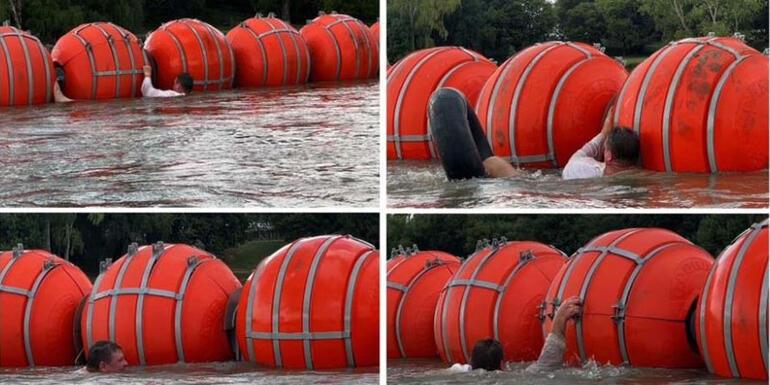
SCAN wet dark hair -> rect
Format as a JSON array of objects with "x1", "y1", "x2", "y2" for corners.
[
  {"x1": 86, "y1": 341, "x2": 122, "y2": 372},
  {"x1": 606, "y1": 126, "x2": 640, "y2": 165},
  {"x1": 176, "y1": 73, "x2": 194, "y2": 94},
  {"x1": 470, "y1": 338, "x2": 503, "y2": 371}
]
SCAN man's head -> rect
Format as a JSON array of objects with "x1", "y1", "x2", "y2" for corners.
[
  {"x1": 173, "y1": 73, "x2": 194, "y2": 94},
  {"x1": 604, "y1": 126, "x2": 640, "y2": 167},
  {"x1": 86, "y1": 341, "x2": 127, "y2": 373},
  {"x1": 470, "y1": 338, "x2": 503, "y2": 371}
]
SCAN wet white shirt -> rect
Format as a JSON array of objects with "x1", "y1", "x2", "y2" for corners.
[
  {"x1": 562, "y1": 133, "x2": 606, "y2": 180},
  {"x1": 141, "y1": 77, "x2": 184, "y2": 98}
]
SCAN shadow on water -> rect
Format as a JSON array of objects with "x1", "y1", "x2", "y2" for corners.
[
  {"x1": 0, "y1": 362, "x2": 379, "y2": 384},
  {"x1": 387, "y1": 161, "x2": 769, "y2": 208},
  {"x1": 388, "y1": 358, "x2": 766, "y2": 385},
  {"x1": 0, "y1": 81, "x2": 378, "y2": 207}
]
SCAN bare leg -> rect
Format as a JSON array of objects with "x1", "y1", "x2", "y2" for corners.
[{"x1": 53, "y1": 82, "x2": 72, "y2": 103}]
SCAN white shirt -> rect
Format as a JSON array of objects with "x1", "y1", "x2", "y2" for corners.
[
  {"x1": 141, "y1": 77, "x2": 184, "y2": 98},
  {"x1": 525, "y1": 332, "x2": 567, "y2": 373},
  {"x1": 448, "y1": 363, "x2": 472, "y2": 372},
  {"x1": 562, "y1": 133, "x2": 606, "y2": 180}
]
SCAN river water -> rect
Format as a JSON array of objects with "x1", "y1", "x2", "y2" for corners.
[
  {"x1": 388, "y1": 358, "x2": 765, "y2": 385},
  {"x1": 0, "y1": 362, "x2": 378, "y2": 384},
  {"x1": 388, "y1": 161, "x2": 768, "y2": 208},
  {"x1": 0, "y1": 81, "x2": 378, "y2": 208}
]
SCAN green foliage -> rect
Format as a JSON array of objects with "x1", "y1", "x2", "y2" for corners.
[
  {"x1": 388, "y1": 0, "x2": 462, "y2": 61},
  {"x1": 0, "y1": 213, "x2": 378, "y2": 276},
  {"x1": 639, "y1": 0, "x2": 767, "y2": 50},
  {"x1": 387, "y1": 214, "x2": 766, "y2": 259}
]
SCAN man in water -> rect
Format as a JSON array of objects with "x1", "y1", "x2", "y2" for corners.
[
  {"x1": 85, "y1": 341, "x2": 128, "y2": 373},
  {"x1": 450, "y1": 296, "x2": 582, "y2": 372},
  {"x1": 53, "y1": 65, "x2": 193, "y2": 101},
  {"x1": 142, "y1": 65, "x2": 193, "y2": 97},
  {"x1": 428, "y1": 88, "x2": 639, "y2": 180}
]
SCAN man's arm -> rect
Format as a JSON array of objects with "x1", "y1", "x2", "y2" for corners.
[
  {"x1": 141, "y1": 66, "x2": 183, "y2": 98},
  {"x1": 526, "y1": 297, "x2": 581, "y2": 373}
]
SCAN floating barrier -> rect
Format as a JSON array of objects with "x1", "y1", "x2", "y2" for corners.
[
  {"x1": 613, "y1": 35, "x2": 769, "y2": 172},
  {"x1": 81, "y1": 242, "x2": 241, "y2": 366},
  {"x1": 369, "y1": 22, "x2": 379, "y2": 47},
  {"x1": 0, "y1": 26, "x2": 53, "y2": 106},
  {"x1": 696, "y1": 219, "x2": 768, "y2": 380},
  {"x1": 434, "y1": 239, "x2": 567, "y2": 364},
  {"x1": 387, "y1": 46, "x2": 497, "y2": 160},
  {"x1": 476, "y1": 41, "x2": 627, "y2": 168},
  {"x1": 542, "y1": 228, "x2": 713, "y2": 368},
  {"x1": 0, "y1": 246, "x2": 91, "y2": 367},
  {"x1": 236, "y1": 235, "x2": 379, "y2": 369},
  {"x1": 51, "y1": 22, "x2": 147, "y2": 100},
  {"x1": 300, "y1": 13, "x2": 378, "y2": 81},
  {"x1": 226, "y1": 15, "x2": 310, "y2": 87},
  {"x1": 387, "y1": 246, "x2": 461, "y2": 358},
  {"x1": 144, "y1": 18, "x2": 235, "y2": 91}
]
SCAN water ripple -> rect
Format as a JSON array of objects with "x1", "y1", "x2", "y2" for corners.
[{"x1": 0, "y1": 81, "x2": 379, "y2": 207}]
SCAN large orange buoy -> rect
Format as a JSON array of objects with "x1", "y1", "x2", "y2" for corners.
[
  {"x1": 369, "y1": 22, "x2": 379, "y2": 47},
  {"x1": 696, "y1": 219, "x2": 768, "y2": 380},
  {"x1": 0, "y1": 245, "x2": 91, "y2": 367},
  {"x1": 434, "y1": 239, "x2": 567, "y2": 364},
  {"x1": 299, "y1": 13, "x2": 378, "y2": 82},
  {"x1": 613, "y1": 35, "x2": 768, "y2": 172},
  {"x1": 476, "y1": 42, "x2": 627, "y2": 168},
  {"x1": 51, "y1": 22, "x2": 147, "y2": 100},
  {"x1": 0, "y1": 27, "x2": 54, "y2": 106},
  {"x1": 236, "y1": 235, "x2": 379, "y2": 369},
  {"x1": 387, "y1": 246, "x2": 461, "y2": 358},
  {"x1": 144, "y1": 19, "x2": 235, "y2": 91},
  {"x1": 81, "y1": 242, "x2": 241, "y2": 366},
  {"x1": 387, "y1": 46, "x2": 497, "y2": 160},
  {"x1": 226, "y1": 15, "x2": 310, "y2": 87},
  {"x1": 542, "y1": 228, "x2": 713, "y2": 368}
]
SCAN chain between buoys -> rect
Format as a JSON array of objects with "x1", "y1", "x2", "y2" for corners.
[
  {"x1": 12, "y1": 243, "x2": 24, "y2": 258},
  {"x1": 474, "y1": 236, "x2": 508, "y2": 252},
  {"x1": 390, "y1": 244, "x2": 419, "y2": 258}
]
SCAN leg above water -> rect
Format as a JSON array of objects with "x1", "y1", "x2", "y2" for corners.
[{"x1": 428, "y1": 88, "x2": 488, "y2": 180}]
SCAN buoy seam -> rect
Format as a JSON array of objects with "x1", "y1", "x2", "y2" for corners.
[
  {"x1": 662, "y1": 44, "x2": 704, "y2": 172},
  {"x1": 22, "y1": 261, "x2": 60, "y2": 367},
  {"x1": 706, "y1": 55, "x2": 746, "y2": 172},
  {"x1": 508, "y1": 42, "x2": 563, "y2": 165},
  {"x1": 723, "y1": 221, "x2": 762, "y2": 377},
  {"x1": 344, "y1": 249, "x2": 374, "y2": 367},
  {"x1": 134, "y1": 243, "x2": 171, "y2": 366},
  {"x1": 546, "y1": 57, "x2": 593, "y2": 166},
  {"x1": 392, "y1": 47, "x2": 446, "y2": 159},
  {"x1": 0, "y1": 33, "x2": 16, "y2": 104},
  {"x1": 483, "y1": 48, "x2": 530, "y2": 146},
  {"x1": 393, "y1": 261, "x2": 449, "y2": 358},
  {"x1": 15, "y1": 28, "x2": 34, "y2": 105},
  {"x1": 440, "y1": 245, "x2": 483, "y2": 363},
  {"x1": 302, "y1": 235, "x2": 341, "y2": 370},
  {"x1": 574, "y1": 228, "x2": 642, "y2": 362},
  {"x1": 71, "y1": 29, "x2": 99, "y2": 98},
  {"x1": 240, "y1": 24, "x2": 269, "y2": 86},
  {"x1": 90, "y1": 22, "x2": 123, "y2": 98}
]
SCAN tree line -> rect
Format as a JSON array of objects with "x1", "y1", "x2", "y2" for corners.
[
  {"x1": 387, "y1": 214, "x2": 766, "y2": 260},
  {"x1": 388, "y1": 0, "x2": 768, "y2": 64},
  {"x1": 0, "y1": 213, "x2": 378, "y2": 275},
  {"x1": 0, "y1": 0, "x2": 378, "y2": 44}
]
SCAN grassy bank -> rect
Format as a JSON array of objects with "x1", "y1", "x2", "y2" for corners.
[{"x1": 222, "y1": 239, "x2": 285, "y2": 280}]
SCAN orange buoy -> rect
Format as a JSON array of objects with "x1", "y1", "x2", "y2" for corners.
[
  {"x1": 387, "y1": 46, "x2": 497, "y2": 160},
  {"x1": 226, "y1": 15, "x2": 310, "y2": 87},
  {"x1": 51, "y1": 22, "x2": 147, "y2": 100},
  {"x1": 542, "y1": 228, "x2": 713, "y2": 368},
  {"x1": 144, "y1": 19, "x2": 235, "y2": 91},
  {"x1": 370, "y1": 22, "x2": 379, "y2": 47},
  {"x1": 387, "y1": 246, "x2": 461, "y2": 358},
  {"x1": 236, "y1": 235, "x2": 379, "y2": 369},
  {"x1": 299, "y1": 13, "x2": 378, "y2": 82},
  {"x1": 613, "y1": 35, "x2": 768, "y2": 172},
  {"x1": 81, "y1": 242, "x2": 241, "y2": 365},
  {"x1": 476, "y1": 42, "x2": 628, "y2": 168},
  {"x1": 0, "y1": 27, "x2": 54, "y2": 106},
  {"x1": 696, "y1": 219, "x2": 768, "y2": 380},
  {"x1": 434, "y1": 239, "x2": 567, "y2": 364},
  {"x1": 0, "y1": 245, "x2": 91, "y2": 367}
]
